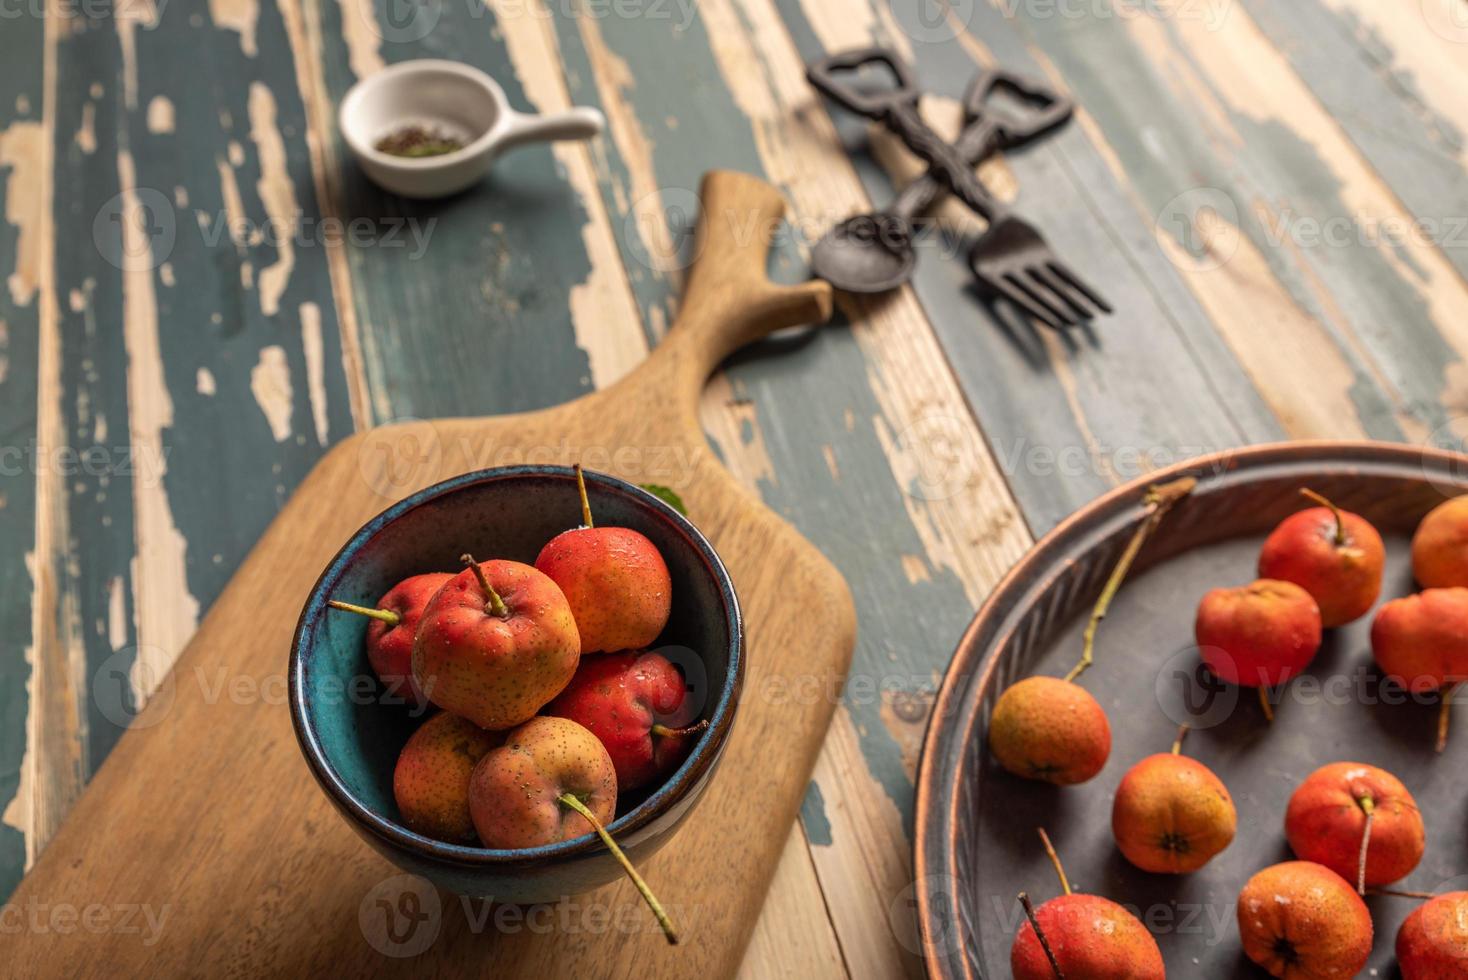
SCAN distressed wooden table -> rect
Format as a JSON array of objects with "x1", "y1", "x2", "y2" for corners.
[{"x1": 2, "y1": 0, "x2": 1466, "y2": 975}]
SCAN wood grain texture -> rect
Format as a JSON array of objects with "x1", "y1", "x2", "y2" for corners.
[
  {"x1": 3, "y1": 0, "x2": 359, "y2": 900},
  {"x1": 7, "y1": 0, "x2": 1468, "y2": 976},
  {"x1": 0, "y1": 0, "x2": 48, "y2": 881},
  {"x1": 4, "y1": 170, "x2": 855, "y2": 978}
]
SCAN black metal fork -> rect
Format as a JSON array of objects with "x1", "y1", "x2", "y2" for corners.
[{"x1": 808, "y1": 49, "x2": 1112, "y2": 328}]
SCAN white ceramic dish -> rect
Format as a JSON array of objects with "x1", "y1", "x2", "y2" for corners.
[{"x1": 339, "y1": 59, "x2": 604, "y2": 199}]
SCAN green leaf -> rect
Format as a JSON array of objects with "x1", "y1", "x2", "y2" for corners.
[{"x1": 640, "y1": 484, "x2": 687, "y2": 516}]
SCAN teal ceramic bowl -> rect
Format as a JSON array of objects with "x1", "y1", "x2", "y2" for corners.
[{"x1": 289, "y1": 465, "x2": 742, "y2": 903}]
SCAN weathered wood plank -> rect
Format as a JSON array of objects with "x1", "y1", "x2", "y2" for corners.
[
  {"x1": 0, "y1": 4, "x2": 49, "y2": 901},
  {"x1": 41, "y1": 10, "x2": 142, "y2": 865},
  {"x1": 737, "y1": 825, "x2": 847, "y2": 978},
  {"x1": 989, "y1": 3, "x2": 1468, "y2": 449},
  {"x1": 1239, "y1": 0, "x2": 1468, "y2": 284},
  {"x1": 4, "y1": 0, "x2": 360, "y2": 902}
]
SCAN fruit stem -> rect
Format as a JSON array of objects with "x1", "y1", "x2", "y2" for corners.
[
  {"x1": 1357, "y1": 795, "x2": 1375, "y2": 896},
  {"x1": 1438, "y1": 683, "x2": 1458, "y2": 753},
  {"x1": 1257, "y1": 685, "x2": 1275, "y2": 723},
  {"x1": 1019, "y1": 892, "x2": 1065, "y2": 979},
  {"x1": 1299, "y1": 487, "x2": 1346, "y2": 546},
  {"x1": 557, "y1": 792, "x2": 677, "y2": 945},
  {"x1": 575, "y1": 463, "x2": 594, "y2": 529},
  {"x1": 460, "y1": 554, "x2": 509, "y2": 618},
  {"x1": 1171, "y1": 723, "x2": 1190, "y2": 755},
  {"x1": 325, "y1": 600, "x2": 401, "y2": 627},
  {"x1": 1036, "y1": 827, "x2": 1072, "y2": 897},
  {"x1": 1064, "y1": 477, "x2": 1195, "y2": 684},
  {"x1": 651, "y1": 719, "x2": 709, "y2": 740}
]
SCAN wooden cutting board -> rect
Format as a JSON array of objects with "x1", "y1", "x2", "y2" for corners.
[{"x1": 8, "y1": 171, "x2": 855, "y2": 978}]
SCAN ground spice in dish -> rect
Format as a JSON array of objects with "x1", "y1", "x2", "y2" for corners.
[{"x1": 375, "y1": 125, "x2": 464, "y2": 158}]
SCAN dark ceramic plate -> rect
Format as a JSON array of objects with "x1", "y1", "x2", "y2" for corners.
[
  {"x1": 290, "y1": 465, "x2": 742, "y2": 904},
  {"x1": 915, "y1": 442, "x2": 1468, "y2": 979}
]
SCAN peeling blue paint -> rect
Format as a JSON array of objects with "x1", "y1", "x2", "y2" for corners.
[
  {"x1": 0, "y1": 7, "x2": 44, "y2": 905},
  {"x1": 801, "y1": 779, "x2": 833, "y2": 847}
]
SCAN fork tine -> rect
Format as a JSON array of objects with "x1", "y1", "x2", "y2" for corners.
[
  {"x1": 1047, "y1": 261, "x2": 1113, "y2": 315},
  {"x1": 1029, "y1": 265, "x2": 1098, "y2": 322},
  {"x1": 1003, "y1": 271, "x2": 1080, "y2": 328},
  {"x1": 980, "y1": 271, "x2": 1067, "y2": 330}
]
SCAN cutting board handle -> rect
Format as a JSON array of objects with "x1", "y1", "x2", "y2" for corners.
[{"x1": 669, "y1": 171, "x2": 833, "y2": 374}]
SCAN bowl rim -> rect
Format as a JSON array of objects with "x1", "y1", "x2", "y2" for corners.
[
  {"x1": 337, "y1": 58, "x2": 508, "y2": 172},
  {"x1": 289, "y1": 463, "x2": 743, "y2": 867},
  {"x1": 912, "y1": 439, "x2": 1468, "y2": 977}
]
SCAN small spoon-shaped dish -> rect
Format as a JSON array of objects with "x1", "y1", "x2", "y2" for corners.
[{"x1": 339, "y1": 59, "x2": 604, "y2": 199}]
